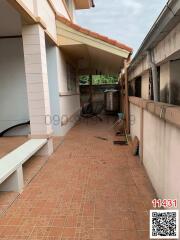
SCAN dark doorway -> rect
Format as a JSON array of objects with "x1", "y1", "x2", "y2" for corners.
[{"x1": 135, "y1": 76, "x2": 142, "y2": 97}]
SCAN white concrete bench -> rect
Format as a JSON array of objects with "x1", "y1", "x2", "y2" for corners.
[{"x1": 0, "y1": 139, "x2": 47, "y2": 193}]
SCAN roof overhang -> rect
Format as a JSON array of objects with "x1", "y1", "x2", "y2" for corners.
[
  {"x1": 56, "y1": 16, "x2": 132, "y2": 75},
  {"x1": 129, "y1": 0, "x2": 180, "y2": 71},
  {"x1": 74, "y1": 0, "x2": 93, "y2": 9}
]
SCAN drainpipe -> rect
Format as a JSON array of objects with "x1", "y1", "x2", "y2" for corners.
[{"x1": 147, "y1": 51, "x2": 159, "y2": 101}]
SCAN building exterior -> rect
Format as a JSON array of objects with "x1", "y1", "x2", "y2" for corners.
[
  {"x1": 0, "y1": 0, "x2": 180, "y2": 235},
  {"x1": 128, "y1": 0, "x2": 180, "y2": 105},
  {"x1": 0, "y1": 0, "x2": 132, "y2": 155},
  {"x1": 127, "y1": 0, "x2": 180, "y2": 214}
]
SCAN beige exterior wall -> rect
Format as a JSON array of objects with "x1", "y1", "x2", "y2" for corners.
[
  {"x1": 35, "y1": 0, "x2": 57, "y2": 39},
  {"x1": 60, "y1": 95, "x2": 80, "y2": 136},
  {"x1": 57, "y1": 50, "x2": 68, "y2": 92},
  {"x1": 22, "y1": 24, "x2": 52, "y2": 136},
  {"x1": 21, "y1": 0, "x2": 71, "y2": 20},
  {"x1": 57, "y1": 50, "x2": 80, "y2": 136},
  {"x1": 130, "y1": 102, "x2": 180, "y2": 215},
  {"x1": 130, "y1": 103, "x2": 141, "y2": 140},
  {"x1": 128, "y1": 56, "x2": 149, "y2": 81},
  {"x1": 53, "y1": 0, "x2": 71, "y2": 20},
  {"x1": 7, "y1": 0, "x2": 82, "y2": 139},
  {"x1": 129, "y1": 22, "x2": 180, "y2": 107},
  {"x1": 153, "y1": 22, "x2": 180, "y2": 64},
  {"x1": 22, "y1": 23, "x2": 54, "y2": 155},
  {"x1": 17, "y1": 0, "x2": 72, "y2": 41},
  {"x1": 143, "y1": 110, "x2": 180, "y2": 203},
  {"x1": 0, "y1": 0, "x2": 92, "y2": 155},
  {"x1": 141, "y1": 71, "x2": 149, "y2": 100},
  {"x1": 21, "y1": 0, "x2": 34, "y2": 13}
]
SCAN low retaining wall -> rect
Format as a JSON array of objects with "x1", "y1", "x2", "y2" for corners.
[{"x1": 129, "y1": 97, "x2": 180, "y2": 208}]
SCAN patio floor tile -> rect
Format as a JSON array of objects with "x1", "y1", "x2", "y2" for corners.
[{"x1": 0, "y1": 119, "x2": 156, "y2": 239}]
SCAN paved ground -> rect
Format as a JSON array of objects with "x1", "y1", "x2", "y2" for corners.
[
  {"x1": 0, "y1": 119, "x2": 156, "y2": 239},
  {"x1": 0, "y1": 137, "x2": 63, "y2": 216},
  {"x1": 0, "y1": 137, "x2": 27, "y2": 158}
]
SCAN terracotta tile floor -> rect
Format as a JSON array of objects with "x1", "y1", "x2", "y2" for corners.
[
  {"x1": 0, "y1": 137, "x2": 28, "y2": 215},
  {"x1": 0, "y1": 119, "x2": 157, "y2": 239},
  {"x1": 0, "y1": 137, "x2": 63, "y2": 216},
  {"x1": 0, "y1": 137, "x2": 28, "y2": 158}
]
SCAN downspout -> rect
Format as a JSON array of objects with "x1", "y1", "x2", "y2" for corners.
[{"x1": 147, "y1": 51, "x2": 159, "y2": 101}]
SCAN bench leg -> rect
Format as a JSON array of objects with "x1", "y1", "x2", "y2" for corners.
[
  {"x1": 0, "y1": 166, "x2": 24, "y2": 193},
  {"x1": 36, "y1": 139, "x2": 53, "y2": 156}
]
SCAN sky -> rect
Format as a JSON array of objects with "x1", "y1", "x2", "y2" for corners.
[{"x1": 75, "y1": 0, "x2": 167, "y2": 54}]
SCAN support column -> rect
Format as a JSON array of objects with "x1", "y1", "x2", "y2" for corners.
[
  {"x1": 147, "y1": 51, "x2": 159, "y2": 101},
  {"x1": 89, "y1": 75, "x2": 93, "y2": 105},
  {"x1": 22, "y1": 24, "x2": 53, "y2": 155}
]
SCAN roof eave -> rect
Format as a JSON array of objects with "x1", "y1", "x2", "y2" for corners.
[
  {"x1": 129, "y1": 0, "x2": 180, "y2": 70},
  {"x1": 56, "y1": 15, "x2": 133, "y2": 55}
]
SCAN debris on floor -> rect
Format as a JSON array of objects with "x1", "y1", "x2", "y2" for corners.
[
  {"x1": 113, "y1": 140, "x2": 128, "y2": 145},
  {"x1": 113, "y1": 129, "x2": 129, "y2": 145},
  {"x1": 94, "y1": 136, "x2": 108, "y2": 141},
  {"x1": 132, "y1": 136, "x2": 139, "y2": 156}
]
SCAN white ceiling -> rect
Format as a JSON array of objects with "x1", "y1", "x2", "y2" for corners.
[{"x1": 0, "y1": 0, "x2": 22, "y2": 37}]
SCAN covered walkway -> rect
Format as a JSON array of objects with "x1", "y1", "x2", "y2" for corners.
[{"x1": 0, "y1": 119, "x2": 155, "y2": 239}]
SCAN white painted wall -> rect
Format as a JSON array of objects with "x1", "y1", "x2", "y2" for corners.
[
  {"x1": 143, "y1": 110, "x2": 180, "y2": 204},
  {"x1": 57, "y1": 49, "x2": 80, "y2": 136},
  {"x1": 130, "y1": 103, "x2": 141, "y2": 140},
  {"x1": 57, "y1": 50, "x2": 68, "y2": 92},
  {"x1": 21, "y1": 0, "x2": 34, "y2": 13},
  {"x1": 143, "y1": 110, "x2": 167, "y2": 198},
  {"x1": 130, "y1": 104, "x2": 180, "y2": 227},
  {"x1": 60, "y1": 95, "x2": 80, "y2": 136},
  {"x1": 36, "y1": 0, "x2": 57, "y2": 39},
  {"x1": 46, "y1": 45, "x2": 61, "y2": 135},
  {"x1": 19, "y1": 0, "x2": 71, "y2": 24},
  {"x1": 53, "y1": 0, "x2": 71, "y2": 20},
  {"x1": 128, "y1": 56, "x2": 149, "y2": 81},
  {"x1": 154, "y1": 22, "x2": 180, "y2": 64},
  {"x1": 0, "y1": 38, "x2": 29, "y2": 134}
]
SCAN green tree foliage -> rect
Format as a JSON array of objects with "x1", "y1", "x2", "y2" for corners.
[
  {"x1": 80, "y1": 75, "x2": 118, "y2": 85},
  {"x1": 79, "y1": 75, "x2": 90, "y2": 85}
]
